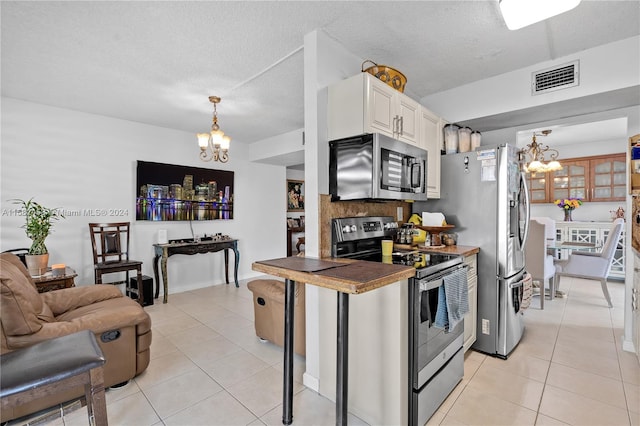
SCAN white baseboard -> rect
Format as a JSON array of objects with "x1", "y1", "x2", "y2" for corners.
[
  {"x1": 622, "y1": 338, "x2": 636, "y2": 354},
  {"x1": 303, "y1": 372, "x2": 319, "y2": 392}
]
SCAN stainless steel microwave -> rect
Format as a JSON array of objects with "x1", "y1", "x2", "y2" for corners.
[{"x1": 329, "y1": 133, "x2": 428, "y2": 201}]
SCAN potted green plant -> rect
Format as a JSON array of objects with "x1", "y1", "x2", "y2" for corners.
[{"x1": 13, "y1": 198, "x2": 64, "y2": 275}]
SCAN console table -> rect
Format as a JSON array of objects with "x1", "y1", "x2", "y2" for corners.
[
  {"x1": 32, "y1": 267, "x2": 77, "y2": 293},
  {"x1": 153, "y1": 239, "x2": 239, "y2": 303}
]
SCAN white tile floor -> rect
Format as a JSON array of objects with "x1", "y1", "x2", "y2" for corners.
[{"x1": 21, "y1": 276, "x2": 640, "y2": 425}]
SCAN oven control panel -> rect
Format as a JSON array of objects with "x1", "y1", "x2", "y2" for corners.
[
  {"x1": 332, "y1": 216, "x2": 397, "y2": 243},
  {"x1": 362, "y1": 221, "x2": 382, "y2": 232}
]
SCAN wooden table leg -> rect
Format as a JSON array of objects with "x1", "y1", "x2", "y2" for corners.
[
  {"x1": 224, "y1": 249, "x2": 230, "y2": 284},
  {"x1": 153, "y1": 254, "x2": 161, "y2": 299},
  {"x1": 282, "y1": 279, "x2": 295, "y2": 425},
  {"x1": 161, "y1": 255, "x2": 169, "y2": 304},
  {"x1": 233, "y1": 247, "x2": 240, "y2": 288},
  {"x1": 336, "y1": 292, "x2": 349, "y2": 426},
  {"x1": 85, "y1": 367, "x2": 108, "y2": 426}
]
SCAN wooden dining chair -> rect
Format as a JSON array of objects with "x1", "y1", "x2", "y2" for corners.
[{"x1": 88, "y1": 222, "x2": 144, "y2": 304}]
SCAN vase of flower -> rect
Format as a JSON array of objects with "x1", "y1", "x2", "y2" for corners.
[
  {"x1": 555, "y1": 198, "x2": 583, "y2": 222},
  {"x1": 564, "y1": 209, "x2": 573, "y2": 222}
]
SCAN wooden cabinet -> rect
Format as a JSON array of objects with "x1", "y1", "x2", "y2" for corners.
[
  {"x1": 590, "y1": 156, "x2": 626, "y2": 201},
  {"x1": 526, "y1": 171, "x2": 550, "y2": 203},
  {"x1": 421, "y1": 107, "x2": 442, "y2": 199},
  {"x1": 551, "y1": 159, "x2": 590, "y2": 201},
  {"x1": 463, "y1": 253, "x2": 478, "y2": 352},
  {"x1": 328, "y1": 72, "x2": 420, "y2": 145},
  {"x1": 555, "y1": 221, "x2": 626, "y2": 279},
  {"x1": 526, "y1": 153, "x2": 626, "y2": 203}
]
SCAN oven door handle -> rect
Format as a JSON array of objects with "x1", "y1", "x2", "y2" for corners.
[{"x1": 419, "y1": 264, "x2": 468, "y2": 291}]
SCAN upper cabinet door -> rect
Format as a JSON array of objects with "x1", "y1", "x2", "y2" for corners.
[
  {"x1": 368, "y1": 82, "x2": 395, "y2": 136},
  {"x1": 421, "y1": 108, "x2": 441, "y2": 198},
  {"x1": 551, "y1": 160, "x2": 590, "y2": 201},
  {"x1": 590, "y1": 154, "x2": 626, "y2": 201},
  {"x1": 526, "y1": 171, "x2": 550, "y2": 203},
  {"x1": 396, "y1": 96, "x2": 420, "y2": 145}
]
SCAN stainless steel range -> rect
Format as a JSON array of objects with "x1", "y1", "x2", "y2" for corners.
[{"x1": 331, "y1": 216, "x2": 468, "y2": 425}]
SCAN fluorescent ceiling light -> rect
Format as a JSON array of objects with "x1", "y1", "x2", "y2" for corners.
[{"x1": 499, "y1": 0, "x2": 582, "y2": 30}]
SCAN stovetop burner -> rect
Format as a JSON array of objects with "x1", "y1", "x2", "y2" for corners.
[{"x1": 390, "y1": 250, "x2": 463, "y2": 279}]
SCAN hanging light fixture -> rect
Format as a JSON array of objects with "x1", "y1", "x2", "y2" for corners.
[
  {"x1": 197, "y1": 96, "x2": 231, "y2": 163},
  {"x1": 521, "y1": 130, "x2": 563, "y2": 173}
]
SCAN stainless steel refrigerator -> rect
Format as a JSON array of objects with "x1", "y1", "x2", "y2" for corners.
[{"x1": 414, "y1": 143, "x2": 529, "y2": 358}]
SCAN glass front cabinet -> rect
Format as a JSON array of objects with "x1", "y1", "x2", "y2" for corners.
[{"x1": 527, "y1": 153, "x2": 625, "y2": 204}]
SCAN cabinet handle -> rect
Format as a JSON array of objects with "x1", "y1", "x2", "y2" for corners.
[
  {"x1": 400, "y1": 116, "x2": 404, "y2": 135},
  {"x1": 392, "y1": 116, "x2": 398, "y2": 136}
]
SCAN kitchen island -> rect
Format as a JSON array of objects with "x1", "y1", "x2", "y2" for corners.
[{"x1": 252, "y1": 257, "x2": 414, "y2": 426}]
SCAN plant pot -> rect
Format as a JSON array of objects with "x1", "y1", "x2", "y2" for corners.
[{"x1": 25, "y1": 253, "x2": 49, "y2": 276}]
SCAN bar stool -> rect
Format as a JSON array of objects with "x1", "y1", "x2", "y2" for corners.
[{"x1": 0, "y1": 330, "x2": 108, "y2": 425}]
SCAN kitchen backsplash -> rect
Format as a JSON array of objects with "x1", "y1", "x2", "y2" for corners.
[{"x1": 319, "y1": 194, "x2": 411, "y2": 258}]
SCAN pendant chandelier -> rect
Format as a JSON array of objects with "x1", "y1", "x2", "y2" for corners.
[
  {"x1": 521, "y1": 130, "x2": 563, "y2": 173},
  {"x1": 197, "y1": 96, "x2": 231, "y2": 163}
]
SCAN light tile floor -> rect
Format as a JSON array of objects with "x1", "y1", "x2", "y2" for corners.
[{"x1": 20, "y1": 276, "x2": 640, "y2": 425}]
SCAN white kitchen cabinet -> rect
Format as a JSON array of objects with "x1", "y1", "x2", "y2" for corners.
[
  {"x1": 328, "y1": 72, "x2": 420, "y2": 146},
  {"x1": 421, "y1": 107, "x2": 442, "y2": 199},
  {"x1": 463, "y1": 253, "x2": 478, "y2": 352},
  {"x1": 555, "y1": 221, "x2": 626, "y2": 279}
]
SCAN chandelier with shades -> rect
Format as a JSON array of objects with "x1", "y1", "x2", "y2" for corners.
[
  {"x1": 521, "y1": 130, "x2": 563, "y2": 173},
  {"x1": 197, "y1": 96, "x2": 231, "y2": 163}
]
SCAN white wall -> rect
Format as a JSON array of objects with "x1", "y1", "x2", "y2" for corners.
[
  {"x1": 422, "y1": 36, "x2": 640, "y2": 122},
  {"x1": 1, "y1": 97, "x2": 286, "y2": 294},
  {"x1": 302, "y1": 29, "x2": 364, "y2": 392}
]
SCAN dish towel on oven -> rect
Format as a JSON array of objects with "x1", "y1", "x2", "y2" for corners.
[{"x1": 434, "y1": 268, "x2": 469, "y2": 332}]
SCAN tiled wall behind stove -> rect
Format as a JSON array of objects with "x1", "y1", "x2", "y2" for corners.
[{"x1": 319, "y1": 194, "x2": 411, "y2": 258}]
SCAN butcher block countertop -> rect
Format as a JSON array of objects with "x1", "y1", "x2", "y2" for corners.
[
  {"x1": 416, "y1": 245, "x2": 480, "y2": 257},
  {"x1": 252, "y1": 257, "x2": 415, "y2": 294}
]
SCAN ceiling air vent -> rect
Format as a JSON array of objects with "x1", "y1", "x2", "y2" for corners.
[{"x1": 531, "y1": 60, "x2": 579, "y2": 95}]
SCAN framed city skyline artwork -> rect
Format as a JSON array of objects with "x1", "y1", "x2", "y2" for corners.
[{"x1": 136, "y1": 160, "x2": 234, "y2": 221}]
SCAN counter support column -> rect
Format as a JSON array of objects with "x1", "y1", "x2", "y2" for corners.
[
  {"x1": 336, "y1": 292, "x2": 349, "y2": 426},
  {"x1": 282, "y1": 279, "x2": 295, "y2": 425}
]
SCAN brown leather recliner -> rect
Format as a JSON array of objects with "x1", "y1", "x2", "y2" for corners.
[{"x1": 0, "y1": 253, "x2": 152, "y2": 422}]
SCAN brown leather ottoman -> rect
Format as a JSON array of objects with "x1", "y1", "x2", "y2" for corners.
[{"x1": 247, "y1": 279, "x2": 305, "y2": 356}]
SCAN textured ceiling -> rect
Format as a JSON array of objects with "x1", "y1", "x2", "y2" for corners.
[{"x1": 2, "y1": 1, "x2": 639, "y2": 146}]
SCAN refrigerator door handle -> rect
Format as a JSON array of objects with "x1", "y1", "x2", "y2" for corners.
[{"x1": 520, "y1": 172, "x2": 531, "y2": 247}]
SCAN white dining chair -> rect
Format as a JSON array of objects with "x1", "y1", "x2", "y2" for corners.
[
  {"x1": 554, "y1": 218, "x2": 624, "y2": 307},
  {"x1": 524, "y1": 219, "x2": 556, "y2": 309}
]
